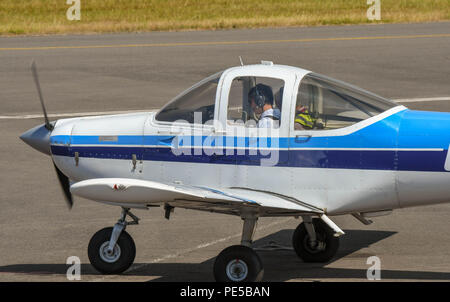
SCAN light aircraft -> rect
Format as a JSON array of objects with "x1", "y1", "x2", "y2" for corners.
[{"x1": 21, "y1": 61, "x2": 450, "y2": 282}]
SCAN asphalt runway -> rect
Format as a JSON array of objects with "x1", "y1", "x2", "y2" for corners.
[{"x1": 0, "y1": 22, "x2": 449, "y2": 282}]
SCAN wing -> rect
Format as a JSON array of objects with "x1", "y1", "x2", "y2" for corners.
[{"x1": 70, "y1": 178, "x2": 324, "y2": 216}]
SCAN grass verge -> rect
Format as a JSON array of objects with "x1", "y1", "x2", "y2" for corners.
[{"x1": 0, "y1": 0, "x2": 449, "y2": 36}]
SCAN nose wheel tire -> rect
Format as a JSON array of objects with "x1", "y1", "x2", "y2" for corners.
[
  {"x1": 88, "y1": 227, "x2": 136, "y2": 274},
  {"x1": 214, "y1": 245, "x2": 264, "y2": 282},
  {"x1": 292, "y1": 219, "x2": 339, "y2": 263}
]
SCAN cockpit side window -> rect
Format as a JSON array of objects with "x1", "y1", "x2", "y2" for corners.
[
  {"x1": 294, "y1": 73, "x2": 396, "y2": 130},
  {"x1": 227, "y1": 76, "x2": 285, "y2": 128},
  {"x1": 155, "y1": 72, "x2": 222, "y2": 124}
]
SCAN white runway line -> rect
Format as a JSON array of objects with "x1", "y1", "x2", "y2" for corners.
[
  {"x1": 1, "y1": 97, "x2": 449, "y2": 120},
  {"x1": 0, "y1": 109, "x2": 153, "y2": 120},
  {"x1": 92, "y1": 217, "x2": 293, "y2": 281},
  {"x1": 394, "y1": 97, "x2": 450, "y2": 103}
]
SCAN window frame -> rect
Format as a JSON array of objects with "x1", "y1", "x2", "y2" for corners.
[
  {"x1": 225, "y1": 76, "x2": 286, "y2": 128},
  {"x1": 218, "y1": 68, "x2": 296, "y2": 138}
]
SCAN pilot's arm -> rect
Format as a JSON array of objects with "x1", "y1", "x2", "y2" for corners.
[{"x1": 294, "y1": 122, "x2": 305, "y2": 130}]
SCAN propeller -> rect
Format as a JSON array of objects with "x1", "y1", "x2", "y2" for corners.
[
  {"x1": 31, "y1": 60, "x2": 53, "y2": 131},
  {"x1": 30, "y1": 60, "x2": 73, "y2": 209},
  {"x1": 53, "y1": 162, "x2": 74, "y2": 209}
]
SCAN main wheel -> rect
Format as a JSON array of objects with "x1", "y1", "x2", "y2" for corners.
[
  {"x1": 88, "y1": 227, "x2": 136, "y2": 274},
  {"x1": 213, "y1": 245, "x2": 264, "y2": 282},
  {"x1": 292, "y1": 219, "x2": 339, "y2": 263}
]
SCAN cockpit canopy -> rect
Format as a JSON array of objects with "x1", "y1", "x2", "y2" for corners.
[
  {"x1": 155, "y1": 65, "x2": 397, "y2": 130},
  {"x1": 155, "y1": 72, "x2": 222, "y2": 124},
  {"x1": 296, "y1": 73, "x2": 396, "y2": 130}
]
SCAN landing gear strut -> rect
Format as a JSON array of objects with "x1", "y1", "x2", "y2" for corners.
[
  {"x1": 88, "y1": 207, "x2": 139, "y2": 274},
  {"x1": 292, "y1": 216, "x2": 340, "y2": 263},
  {"x1": 213, "y1": 215, "x2": 264, "y2": 282}
]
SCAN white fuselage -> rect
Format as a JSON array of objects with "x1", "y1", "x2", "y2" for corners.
[{"x1": 50, "y1": 110, "x2": 450, "y2": 216}]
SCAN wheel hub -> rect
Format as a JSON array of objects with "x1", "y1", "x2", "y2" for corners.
[
  {"x1": 226, "y1": 259, "x2": 248, "y2": 282},
  {"x1": 304, "y1": 235, "x2": 326, "y2": 253},
  {"x1": 99, "y1": 241, "x2": 121, "y2": 263}
]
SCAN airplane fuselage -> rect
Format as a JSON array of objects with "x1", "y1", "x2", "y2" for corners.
[{"x1": 49, "y1": 107, "x2": 450, "y2": 215}]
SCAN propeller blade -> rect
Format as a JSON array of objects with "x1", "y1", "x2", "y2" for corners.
[
  {"x1": 31, "y1": 60, "x2": 53, "y2": 131},
  {"x1": 53, "y1": 161, "x2": 73, "y2": 209}
]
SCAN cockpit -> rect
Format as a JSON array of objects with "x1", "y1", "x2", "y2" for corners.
[
  {"x1": 154, "y1": 65, "x2": 397, "y2": 132},
  {"x1": 226, "y1": 76, "x2": 284, "y2": 128}
]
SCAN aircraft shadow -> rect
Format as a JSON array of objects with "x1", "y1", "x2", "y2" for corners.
[{"x1": 1, "y1": 229, "x2": 449, "y2": 281}]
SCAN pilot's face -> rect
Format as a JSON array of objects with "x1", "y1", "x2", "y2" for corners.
[
  {"x1": 249, "y1": 98, "x2": 263, "y2": 114},
  {"x1": 296, "y1": 104, "x2": 308, "y2": 113}
]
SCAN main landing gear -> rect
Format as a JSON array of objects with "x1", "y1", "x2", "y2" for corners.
[
  {"x1": 88, "y1": 207, "x2": 139, "y2": 274},
  {"x1": 213, "y1": 215, "x2": 264, "y2": 282},
  {"x1": 213, "y1": 215, "x2": 340, "y2": 282},
  {"x1": 292, "y1": 216, "x2": 340, "y2": 263}
]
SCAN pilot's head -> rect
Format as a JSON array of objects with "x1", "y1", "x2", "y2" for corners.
[
  {"x1": 296, "y1": 104, "x2": 308, "y2": 113},
  {"x1": 248, "y1": 84, "x2": 273, "y2": 114}
]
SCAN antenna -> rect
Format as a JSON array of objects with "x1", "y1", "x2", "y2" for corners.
[{"x1": 239, "y1": 56, "x2": 244, "y2": 66}]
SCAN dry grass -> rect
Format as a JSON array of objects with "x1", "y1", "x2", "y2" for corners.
[{"x1": 0, "y1": 0, "x2": 449, "y2": 36}]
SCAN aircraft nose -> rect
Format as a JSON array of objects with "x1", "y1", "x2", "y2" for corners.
[{"x1": 20, "y1": 123, "x2": 52, "y2": 155}]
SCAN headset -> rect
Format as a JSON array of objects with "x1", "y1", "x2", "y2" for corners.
[{"x1": 249, "y1": 83, "x2": 273, "y2": 108}]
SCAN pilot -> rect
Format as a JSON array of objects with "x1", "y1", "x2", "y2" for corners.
[
  {"x1": 294, "y1": 103, "x2": 315, "y2": 130},
  {"x1": 248, "y1": 84, "x2": 280, "y2": 128}
]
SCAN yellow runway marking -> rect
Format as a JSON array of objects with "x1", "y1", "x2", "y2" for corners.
[{"x1": 1, "y1": 33, "x2": 449, "y2": 51}]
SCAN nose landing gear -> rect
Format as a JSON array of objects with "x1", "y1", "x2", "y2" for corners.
[{"x1": 88, "y1": 207, "x2": 139, "y2": 274}]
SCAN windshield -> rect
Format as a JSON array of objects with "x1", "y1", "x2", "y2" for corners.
[
  {"x1": 295, "y1": 73, "x2": 397, "y2": 130},
  {"x1": 155, "y1": 71, "x2": 223, "y2": 124}
]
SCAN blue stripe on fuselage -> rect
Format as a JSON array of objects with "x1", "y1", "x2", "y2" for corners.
[
  {"x1": 49, "y1": 109, "x2": 450, "y2": 172},
  {"x1": 49, "y1": 109, "x2": 450, "y2": 150},
  {"x1": 50, "y1": 145, "x2": 449, "y2": 172}
]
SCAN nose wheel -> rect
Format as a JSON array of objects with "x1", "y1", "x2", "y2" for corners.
[
  {"x1": 88, "y1": 227, "x2": 136, "y2": 274},
  {"x1": 88, "y1": 208, "x2": 139, "y2": 274}
]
